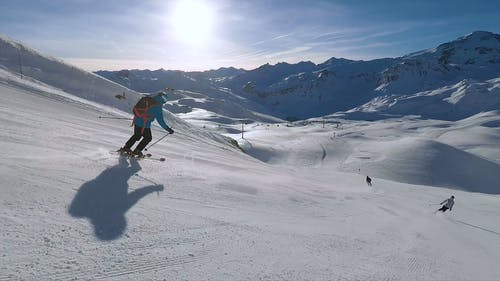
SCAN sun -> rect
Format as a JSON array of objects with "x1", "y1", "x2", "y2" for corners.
[{"x1": 170, "y1": 0, "x2": 215, "y2": 46}]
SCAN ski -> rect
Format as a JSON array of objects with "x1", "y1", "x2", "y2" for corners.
[
  {"x1": 139, "y1": 154, "x2": 166, "y2": 162},
  {"x1": 110, "y1": 150, "x2": 166, "y2": 162}
]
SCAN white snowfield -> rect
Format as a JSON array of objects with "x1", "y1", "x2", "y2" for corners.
[{"x1": 1, "y1": 37, "x2": 500, "y2": 281}]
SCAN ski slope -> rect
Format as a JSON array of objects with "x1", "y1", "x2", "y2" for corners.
[{"x1": 1, "y1": 67, "x2": 500, "y2": 280}]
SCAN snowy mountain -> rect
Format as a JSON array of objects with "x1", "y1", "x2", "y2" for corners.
[
  {"x1": 1, "y1": 32, "x2": 500, "y2": 280},
  {"x1": 96, "y1": 67, "x2": 281, "y2": 128},
  {"x1": 376, "y1": 31, "x2": 500, "y2": 94},
  {"x1": 0, "y1": 34, "x2": 238, "y2": 145},
  {"x1": 97, "y1": 31, "x2": 500, "y2": 121},
  {"x1": 0, "y1": 35, "x2": 138, "y2": 113},
  {"x1": 335, "y1": 78, "x2": 500, "y2": 121}
]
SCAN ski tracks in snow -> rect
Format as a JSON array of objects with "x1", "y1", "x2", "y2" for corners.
[
  {"x1": 27, "y1": 252, "x2": 206, "y2": 281},
  {"x1": 0, "y1": 222, "x2": 223, "y2": 280}
]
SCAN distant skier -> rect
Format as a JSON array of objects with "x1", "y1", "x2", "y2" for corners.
[
  {"x1": 119, "y1": 92, "x2": 174, "y2": 157},
  {"x1": 437, "y1": 195, "x2": 455, "y2": 212},
  {"x1": 366, "y1": 176, "x2": 372, "y2": 186}
]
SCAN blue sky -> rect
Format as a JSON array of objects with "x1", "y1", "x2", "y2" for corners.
[{"x1": 1, "y1": 0, "x2": 499, "y2": 71}]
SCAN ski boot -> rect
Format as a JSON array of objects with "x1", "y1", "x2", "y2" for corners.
[
  {"x1": 118, "y1": 147, "x2": 132, "y2": 156},
  {"x1": 131, "y1": 149, "x2": 145, "y2": 158}
]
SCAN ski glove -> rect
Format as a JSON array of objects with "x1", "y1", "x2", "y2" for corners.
[{"x1": 167, "y1": 127, "x2": 175, "y2": 134}]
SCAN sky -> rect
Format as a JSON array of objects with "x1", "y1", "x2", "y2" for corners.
[{"x1": 1, "y1": 0, "x2": 499, "y2": 72}]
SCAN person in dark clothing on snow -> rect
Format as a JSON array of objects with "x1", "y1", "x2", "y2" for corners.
[
  {"x1": 366, "y1": 176, "x2": 372, "y2": 186},
  {"x1": 438, "y1": 195, "x2": 455, "y2": 212},
  {"x1": 119, "y1": 92, "x2": 174, "y2": 157}
]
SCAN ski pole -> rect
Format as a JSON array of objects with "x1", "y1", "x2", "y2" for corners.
[
  {"x1": 98, "y1": 116, "x2": 133, "y2": 120},
  {"x1": 145, "y1": 133, "x2": 170, "y2": 151}
]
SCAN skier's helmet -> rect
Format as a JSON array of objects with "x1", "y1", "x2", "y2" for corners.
[
  {"x1": 154, "y1": 92, "x2": 168, "y2": 104},
  {"x1": 451, "y1": 195, "x2": 455, "y2": 199}
]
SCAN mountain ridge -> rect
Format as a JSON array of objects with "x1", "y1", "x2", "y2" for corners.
[
  {"x1": 95, "y1": 31, "x2": 500, "y2": 121},
  {"x1": 1, "y1": 31, "x2": 498, "y2": 124}
]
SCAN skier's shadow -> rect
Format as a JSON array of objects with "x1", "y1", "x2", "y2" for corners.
[{"x1": 68, "y1": 156, "x2": 163, "y2": 241}]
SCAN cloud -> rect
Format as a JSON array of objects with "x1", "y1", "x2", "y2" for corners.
[
  {"x1": 264, "y1": 46, "x2": 312, "y2": 60},
  {"x1": 64, "y1": 58, "x2": 167, "y2": 71},
  {"x1": 271, "y1": 33, "x2": 294, "y2": 41}
]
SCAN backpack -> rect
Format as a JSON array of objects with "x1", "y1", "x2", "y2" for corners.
[{"x1": 132, "y1": 96, "x2": 160, "y2": 133}]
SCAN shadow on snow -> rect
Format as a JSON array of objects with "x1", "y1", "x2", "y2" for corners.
[{"x1": 68, "y1": 156, "x2": 163, "y2": 241}]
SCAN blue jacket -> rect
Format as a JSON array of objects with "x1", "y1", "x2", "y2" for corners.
[{"x1": 134, "y1": 94, "x2": 170, "y2": 130}]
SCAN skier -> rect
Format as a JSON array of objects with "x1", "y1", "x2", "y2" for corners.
[
  {"x1": 437, "y1": 195, "x2": 455, "y2": 212},
  {"x1": 119, "y1": 92, "x2": 174, "y2": 157},
  {"x1": 366, "y1": 176, "x2": 372, "y2": 186}
]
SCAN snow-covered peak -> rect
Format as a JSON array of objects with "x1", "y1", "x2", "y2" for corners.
[
  {"x1": 458, "y1": 30, "x2": 500, "y2": 42},
  {"x1": 403, "y1": 30, "x2": 500, "y2": 65},
  {"x1": 317, "y1": 57, "x2": 356, "y2": 69}
]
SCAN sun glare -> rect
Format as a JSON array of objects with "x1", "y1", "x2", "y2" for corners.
[{"x1": 170, "y1": 0, "x2": 215, "y2": 46}]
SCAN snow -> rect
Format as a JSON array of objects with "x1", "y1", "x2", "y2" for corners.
[{"x1": 1, "y1": 34, "x2": 500, "y2": 281}]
